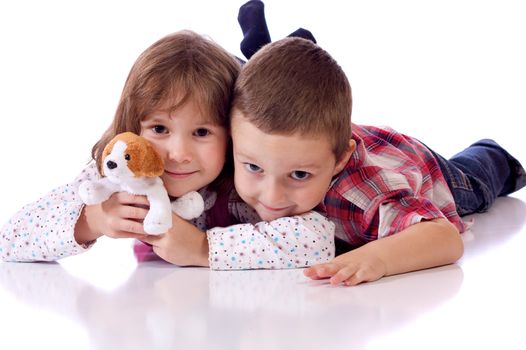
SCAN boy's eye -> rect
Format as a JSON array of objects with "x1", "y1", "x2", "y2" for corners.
[
  {"x1": 290, "y1": 170, "x2": 310, "y2": 180},
  {"x1": 153, "y1": 125, "x2": 167, "y2": 134},
  {"x1": 194, "y1": 128, "x2": 211, "y2": 137},
  {"x1": 244, "y1": 163, "x2": 263, "y2": 173}
]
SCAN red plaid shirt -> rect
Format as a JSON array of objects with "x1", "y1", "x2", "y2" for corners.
[{"x1": 322, "y1": 124, "x2": 467, "y2": 247}]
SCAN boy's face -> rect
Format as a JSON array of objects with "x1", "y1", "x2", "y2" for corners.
[
  {"x1": 140, "y1": 99, "x2": 228, "y2": 197},
  {"x1": 231, "y1": 111, "x2": 352, "y2": 221}
]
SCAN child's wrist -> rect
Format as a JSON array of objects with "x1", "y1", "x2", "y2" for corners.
[{"x1": 74, "y1": 205, "x2": 102, "y2": 244}]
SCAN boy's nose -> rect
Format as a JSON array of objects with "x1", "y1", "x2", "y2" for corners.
[{"x1": 262, "y1": 179, "x2": 287, "y2": 206}]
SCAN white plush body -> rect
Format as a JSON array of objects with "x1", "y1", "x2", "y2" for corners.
[{"x1": 79, "y1": 140, "x2": 204, "y2": 235}]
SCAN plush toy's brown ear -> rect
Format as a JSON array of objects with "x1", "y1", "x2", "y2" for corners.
[
  {"x1": 123, "y1": 134, "x2": 164, "y2": 177},
  {"x1": 101, "y1": 132, "x2": 164, "y2": 177},
  {"x1": 138, "y1": 140, "x2": 165, "y2": 177}
]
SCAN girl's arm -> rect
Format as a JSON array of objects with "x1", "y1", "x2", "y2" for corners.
[
  {"x1": 304, "y1": 217, "x2": 463, "y2": 286},
  {"x1": 0, "y1": 165, "x2": 100, "y2": 262},
  {"x1": 140, "y1": 210, "x2": 335, "y2": 269}
]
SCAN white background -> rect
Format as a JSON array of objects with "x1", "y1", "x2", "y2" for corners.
[
  {"x1": 1, "y1": 0, "x2": 525, "y2": 222},
  {"x1": 1, "y1": 2, "x2": 526, "y2": 349}
]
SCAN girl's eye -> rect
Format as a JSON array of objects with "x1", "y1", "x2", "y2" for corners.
[
  {"x1": 194, "y1": 128, "x2": 210, "y2": 137},
  {"x1": 290, "y1": 170, "x2": 310, "y2": 180},
  {"x1": 244, "y1": 163, "x2": 262, "y2": 173},
  {"x1": 153, "y1": 125, "x2": 167, "y2": 134}
]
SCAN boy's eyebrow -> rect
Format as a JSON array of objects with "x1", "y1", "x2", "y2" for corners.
[
  {"x1": 235, "y1": 150, "x2": 322, "y2": 170},
  {"x1": 295, "y1": 163, "x2": 322, "y2": 170},
  {"x1": 234, "y1": 150, "x2": 258, "y2": 162}
]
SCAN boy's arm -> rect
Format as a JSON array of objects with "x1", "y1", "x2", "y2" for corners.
[
  {"x1": 141, "y1": 211, "x2": 335, "y2": 269},
  {"x1": 304, "y1": 217, "x2": 463, "y2": 286}
]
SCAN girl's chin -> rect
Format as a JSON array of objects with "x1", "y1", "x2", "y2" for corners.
[{"x1": 167, "y1": 187, "x2": 197, "y2": 198}]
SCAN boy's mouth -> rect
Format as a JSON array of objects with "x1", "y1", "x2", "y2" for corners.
[{"x1": 260, "y1": 202, "x2": 291, "y2": 212}]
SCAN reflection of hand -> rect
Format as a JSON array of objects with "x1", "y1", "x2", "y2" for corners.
[
  {"x1": 209, "y1": 269, "x2": 307, "y2": 313},
  {"x1": 153, "y1": 268, "x2": 210, "y2": 310},
  {"x1": 140, "y1": 214, "x2": 209, "y2": 266}
]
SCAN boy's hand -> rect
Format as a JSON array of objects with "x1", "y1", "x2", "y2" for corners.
[
  {"x1": 304, "y1": 218, "x2": 462, "y2": 286},
  {"x1": 303, "y1": 249, "x2": 387, "y2": 286},
  {"x1": 139, "y1": 214, "x2": 209, "y2": 267}
]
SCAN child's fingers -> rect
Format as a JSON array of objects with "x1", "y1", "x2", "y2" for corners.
[
  {"x1": 107, "y1": 219, "x2": 147, "y2": 237},
  {"x1": 115, "y1": 232, "x2": 148, "y2": 239},
  {"x1": 115, "y1": 192, "x2": 150, "y2": 207},
  {"x1": 303, "y1": 266, "x2": 323, "y2": 279},
  {"x1": 139, "y1": 234, "x2": 162, "y2": 245},
  {"x1": 304, "y1": 263, "x2": 340, "y2": 279},
  {"x1": 120, "y1": 205, "x2": 149, "y2": 220},
  {"x1": 329, "y1": 265, "x2": 358, "y2": 286}
]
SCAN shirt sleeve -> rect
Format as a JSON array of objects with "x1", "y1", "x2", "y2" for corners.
[
  {"x1": 0, "y1": 164, "x2": 100, "y2": 262},
  {"x1": 206, "y1": 211, "x2": 335, "y2": 270},
  {"x1": 377, "y1": 194, "x2": 447, "y2": 238}
]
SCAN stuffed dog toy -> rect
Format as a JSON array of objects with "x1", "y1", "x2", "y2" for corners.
[{"x1": 79, "y1": 132, "x2": 204, "y2": 235}]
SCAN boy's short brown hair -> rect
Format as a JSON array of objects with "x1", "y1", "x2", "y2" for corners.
[{"x1": 232, "y1": 37, "x2": 352, "y2": 161}]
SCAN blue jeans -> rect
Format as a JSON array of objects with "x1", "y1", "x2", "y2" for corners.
[{"x1": 429, "y1": 139, "x2": 526, "y2": 216}]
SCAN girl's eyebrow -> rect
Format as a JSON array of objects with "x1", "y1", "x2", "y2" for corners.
[{"x1": 141, "y1": 115, "x2": 168, "y2": 123}]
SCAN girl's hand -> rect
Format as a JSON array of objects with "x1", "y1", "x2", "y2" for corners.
[
  {"x1": 139, "y1": 214, "x2": 209, "y2": 267},
  {"x1": 303, "y1": 249, "x2": 387, "y2": 286},
  {"x1": 75, "y1": 192, "x2": 150, "y2": 244}
]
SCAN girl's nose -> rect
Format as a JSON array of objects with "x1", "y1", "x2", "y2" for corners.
[{"x1": 167, "y1": 138, "x2": 192, "y2": 163}]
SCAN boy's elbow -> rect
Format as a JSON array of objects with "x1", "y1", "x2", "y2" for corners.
[
  {"x1": 450, "y1": 232, "x2": 464, "y2": 263},
  {"x1": 439, "y1": 218, "x2": 464, "y2": 263}
]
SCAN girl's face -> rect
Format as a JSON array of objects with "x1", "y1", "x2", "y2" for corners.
[{"x1": 140, "y1": 99, "x2": 228, "y2": 198}]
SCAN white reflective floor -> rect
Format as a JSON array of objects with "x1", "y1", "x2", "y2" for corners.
[
  {"x1": 1, "y1": 189, "x2": 525, "y2": 350},
  {"x1": 2, "y1": 1, "x2": 526, "y2": 349}
]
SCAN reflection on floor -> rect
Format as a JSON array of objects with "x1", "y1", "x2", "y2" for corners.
[{"x1": 1, "y1": 190, "x2": 525, "y2": 350}]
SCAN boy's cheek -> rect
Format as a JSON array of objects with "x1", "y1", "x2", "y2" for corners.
[{"x1": 234, "y1": 173, "x2": 252, "y2": 198}]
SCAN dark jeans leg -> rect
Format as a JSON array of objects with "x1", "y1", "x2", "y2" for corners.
[{"x1": 431, "y1": 139, "x2": 526, "y2": 216}]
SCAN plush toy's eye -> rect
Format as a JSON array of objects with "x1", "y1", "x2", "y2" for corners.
[{"x1": 125, "y1": 154, "x2": 131, "y2": 161}]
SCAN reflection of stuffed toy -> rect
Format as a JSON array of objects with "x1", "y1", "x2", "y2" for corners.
[{"x1": 79, "y1": 132, "x2": 204, "y2": 235}]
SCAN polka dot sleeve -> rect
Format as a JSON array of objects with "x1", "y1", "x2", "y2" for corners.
[
  {"x1": 206, "y1": 211, "x2": 335, "y2": 270},
  {"x1": 1, "y1": 164, "x2": 99, "y2": 262}
]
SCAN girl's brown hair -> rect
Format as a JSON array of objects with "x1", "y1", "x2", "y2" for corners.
[{"x1": 92, "y1": 30, "x2": 240, "y2": 172}]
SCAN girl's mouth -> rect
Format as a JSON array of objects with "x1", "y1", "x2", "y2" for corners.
[{"x1": 164, "y1": 170, "x2": 198, "y2": 179}]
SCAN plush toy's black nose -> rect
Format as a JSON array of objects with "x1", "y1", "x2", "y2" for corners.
[{"x1": 106, "y1": 160, "x2": 117, "y2": 170}]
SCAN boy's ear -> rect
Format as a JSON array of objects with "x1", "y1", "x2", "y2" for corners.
[{"x1": 333, "y1": 139, "x2": 356, "y2": 176}]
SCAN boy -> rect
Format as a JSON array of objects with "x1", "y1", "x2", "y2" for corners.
[{"x1": 228, "y1": 37, "x2": 526, "y2": 285}]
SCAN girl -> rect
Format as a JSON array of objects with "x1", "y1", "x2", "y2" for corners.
[
  {"x1": 1, "y1": 30, "x2": 241, "y2": 263},
  {"x1": 1, "y1": 28, "x2": 335, "y2": 270}
]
